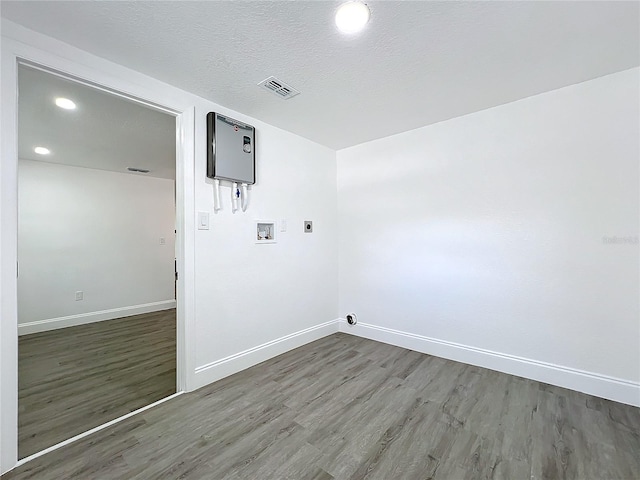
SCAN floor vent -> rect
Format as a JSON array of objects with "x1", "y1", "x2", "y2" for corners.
[{"x1": 257, "y1": 76, "x2": 300, "y2": 100}]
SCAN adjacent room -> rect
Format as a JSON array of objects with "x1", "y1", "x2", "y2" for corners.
[
  {"x1": 16, "y1": 66, "x2": 177, "y2": 458},
  {"x1": 0, "y1": 1, "x2": 638, "y2": 479}
]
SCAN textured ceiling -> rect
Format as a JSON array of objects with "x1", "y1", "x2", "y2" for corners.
[
  {"x1": 19, "y1": 65, "x2": 176, "y2": 179},
  {"x1": 3, "y1": 1, "x2": 639, "y2": 150}
]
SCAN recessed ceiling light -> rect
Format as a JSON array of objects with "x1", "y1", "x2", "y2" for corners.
[
  {"x1": 34, "y1": 146, "x2": 51, "y2": 155},
  {"x1": 55, "y1": 97, "x2": 76, "y2": 110},
  {"x1": 335, "y1": 1, "x2": 370, "y2": 34}
]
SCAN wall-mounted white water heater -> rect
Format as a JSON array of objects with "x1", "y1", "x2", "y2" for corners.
[{"x1": 207, "y1": 112, "x2": 255, "y2": 185}]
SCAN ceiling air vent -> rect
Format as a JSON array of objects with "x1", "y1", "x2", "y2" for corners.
[{"x1": 257, "y1": 76, "x2": 300, "y2": 100}]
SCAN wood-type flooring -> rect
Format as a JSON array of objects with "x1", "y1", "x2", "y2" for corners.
[
  {"x1": 17, "y1": 309, "x2": 176, "y2": 459},
  {"x1": 5, "y1": 332, "x2": 638, "y2": 479}
]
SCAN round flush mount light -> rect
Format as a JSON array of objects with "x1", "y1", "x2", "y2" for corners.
[
  {"x1": 34, "y1": 146, "x2": 51, "y2": 155},
  {"x1": 55, "y1": 97, "x2": 76, "y2": 110},
  {"x1": 335, "y1": 1, "x2": 370, "y2": 34}
]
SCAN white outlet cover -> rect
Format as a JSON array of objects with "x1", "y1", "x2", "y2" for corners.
[{"x1": 198, "y1": 211, "x2": 210, "y2": 230}]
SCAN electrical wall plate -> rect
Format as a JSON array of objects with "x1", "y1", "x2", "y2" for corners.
[
  {"x1": 255, "y1": 220, "x2": 277, "y2": 244},
  {"x1": 304, "y1": 220, "x2": 313, "y2": 233}
]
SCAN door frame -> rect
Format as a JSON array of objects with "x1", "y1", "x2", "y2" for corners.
[{"x1": 1, "y1": 25, "x2": 197, "y2": 474}]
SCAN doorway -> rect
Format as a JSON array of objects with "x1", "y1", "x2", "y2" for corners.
[{"x1": 16, "y1": 64, "x2": 178, "y2": 459}]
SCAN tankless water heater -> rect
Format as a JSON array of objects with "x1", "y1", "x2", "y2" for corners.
[{"x1": 207, "y1": 112, "x2": 255, "y2": 184}]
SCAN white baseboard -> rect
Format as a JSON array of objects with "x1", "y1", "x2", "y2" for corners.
[
  {"x1": 193, "y1": 319, "x2": 340, "y2": 390},
  {"x1": 339, "y1": 320, "x2": 640, "y2": 407},
  {"x1": 18, "y1": 300, "x2": 177, "y2": 336}
]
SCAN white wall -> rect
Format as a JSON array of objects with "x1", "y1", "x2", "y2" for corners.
[
  {"x1": 193, "y1": 117, "x2": 339, "y2": 384},
  {"x1": 18, "y1": 160, "x2": 176, "y2": 330},
  {"x1": 337, "y1": 68, "x2": 640, "y2": 403}
]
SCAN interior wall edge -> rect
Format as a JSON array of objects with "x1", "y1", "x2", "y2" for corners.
[
  {"x1": 17, "y1": 300, "x2": 177, "y2": 336},
  {"x1": 1, "y1": 31, "x2": 21, "y2": 477},
  {"x1": 192, "y1": 319, "x2": 340, "y2": 391},
  {"x1": 338, "y1": 320, "x2": 640, "y2": 407}
]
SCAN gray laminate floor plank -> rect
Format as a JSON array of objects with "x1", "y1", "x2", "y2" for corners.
[
  {"x1": 4, "y1": 332, "x2": 638, "y2": 480},
  {"x1": 531, "y1": 386, "x2": 638, "y2": 480},
  {"x1": 17, "y1": 310, "x2": 176, "y2": 459}
]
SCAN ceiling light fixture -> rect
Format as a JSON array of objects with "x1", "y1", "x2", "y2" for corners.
[
  {"x1": 55, "y1": 97, "x2": 76, "y2": 110},
  {"x1": 34, "y1": 146, "x2": 51, "y2": 155},
  {"x1": 335, "y1": 1, "x2": 370, "y2": 34}
]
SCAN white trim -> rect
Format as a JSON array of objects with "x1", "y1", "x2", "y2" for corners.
[
  {"x1": 17, "y1": 300, "x2": 177, "y2": 336},
  {"x1": 174, "y1": 105, "x2": 197, "y2": 394},
  {"x1": 14, "y1": 392, "x2": 183, "y2": 471},
  {"x1": 339, "y1": 320, "x2": 640, "y2": 407},
  {"x1": 1, "y1": 28, "x2": 20, "y2": 475},
  {"x1": 193, "y1": 320, "x2": 340, "y2": 390}
]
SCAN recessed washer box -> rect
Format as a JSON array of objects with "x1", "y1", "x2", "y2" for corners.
[
  {"x1": 207, "y1": 112, "x2": 255, "y2": 184},
  {"x1": 255, "y1": 220, "x2": 277, "y2": 244}
]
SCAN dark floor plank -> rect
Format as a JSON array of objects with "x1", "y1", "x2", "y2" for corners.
[
  {"x1": 4, "y1": 332, "x2": 638, "y2": 480},
  {"x1": 18, "y1": 309, "x2": 176, "y2": 458}
]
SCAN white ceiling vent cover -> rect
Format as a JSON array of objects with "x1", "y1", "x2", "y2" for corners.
[{"x1": 257, "y1": 76, "x2": 300, "y2": 100}]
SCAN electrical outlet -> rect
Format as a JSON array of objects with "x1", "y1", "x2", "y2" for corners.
[{"x1": 75, "y1": 291, "x2": 83, "y2": 301}]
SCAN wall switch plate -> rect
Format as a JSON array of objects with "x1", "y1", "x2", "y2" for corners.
[
  {"x1": 159, "y1": 237, "x2": 166, "y2": 245},
  {"x1": 304, "y1": 220, "x2": 313, "y2": 233},
  {"x1": 75, "y1": 291, "x2": 83, "y2": 301},
  {"x1": 280, "y1": 219, "x2": 287, "y2": 232},
  {"x1": 198, "y1": 211, "x2": 210, "y2": 230}
]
